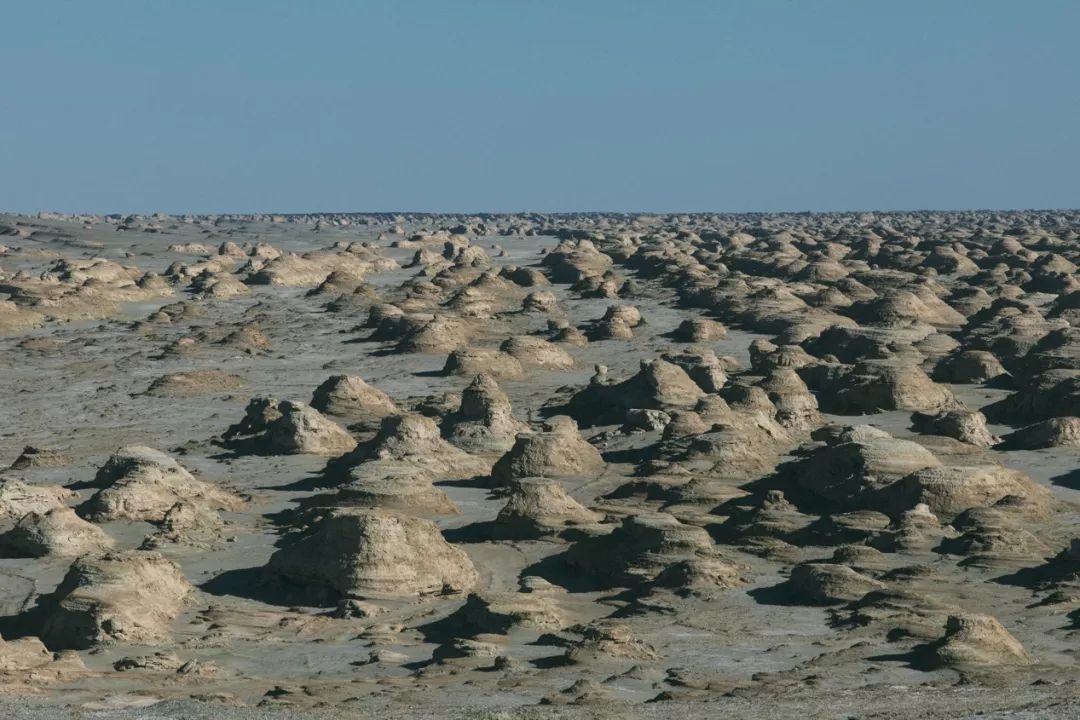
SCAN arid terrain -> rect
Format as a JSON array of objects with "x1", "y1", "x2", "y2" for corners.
[{"x1": 0, "y1": 210, "x2": 1078, "y2": 719}]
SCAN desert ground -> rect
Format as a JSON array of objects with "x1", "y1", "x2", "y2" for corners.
[{"x1": 0, "y1": 210, "x2": 1078, "y2": 719}]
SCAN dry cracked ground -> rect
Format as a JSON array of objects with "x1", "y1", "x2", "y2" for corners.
[{"x1": 0, "y1": 210, "x2": 1078, "y2": 719}]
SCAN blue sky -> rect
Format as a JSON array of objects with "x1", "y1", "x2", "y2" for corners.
[{"x1": 2, "y1": 1, "x2": 1077, "y2": 213}]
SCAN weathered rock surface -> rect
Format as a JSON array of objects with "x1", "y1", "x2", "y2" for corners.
[
  {"x1": 267, "y1": 508, "x2": 478, "y2": 600},
  {"x1": 40, "y1": 551, "x2": 192, "y2": 650}
]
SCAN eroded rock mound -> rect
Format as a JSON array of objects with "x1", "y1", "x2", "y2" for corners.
[
  {"x1": 145, "y1": 369, "x2": 243, "y2": 396},
  {"x1": 997, "y1": 417, "x2": 1080, "y2": 449},
  {"x1": 500, "y1": 336, "x2": 575, "y2": 370},
  {"x1": 542, "y1": 240, "x2": 614, "y2": 283},
  {"x1": 784, "y1": 430, "x2": 941, "y2": 509},
  {"x1": 310, "y1": 375, "x2": 398, "y2": 425},
  {"x1": 939, "y1": 504, "x2": 1050, "y2": 563},
  {"x1": 935, "y1": 350, "x2": 1009, "y2": 383},
  {"x1": 442, "y1": 373, "x2": 529, "y2": 453},
  {"x1": 0, "y1": 635, "x2": 86, "y2": 685},
  {"x1": 564, "y1": 513, "x2": 715, "y2": 587},
  {"x1": 911, "y1": 409, "x2": 998, "y2": 448},
  {"x1": 983, "y1": 370, "x2": 1080, "y2": 426},
  {"x1": 671, "y1": 317, "x2": 727, "y2": 342},
  {"x1": 342, "y1": 414, "x2": 490, "y2": 481},
  {"x1": 0, "y1": 508, "x2": 114, "y2": 557},
  {"x1": 333, "y1": 464, "x2": 460, "y2": 517},
  {"x1": 226, "y1": 399, "x2": 357, "y2": 456},
  {"x1": 494, "y1": 478, "x2": 602, "y2": 539},
  {"x1": 567, "y1": 359, "x2": 704, "y2": 426},
  {"x1": 648, "y1": 557, "x2": 751, "y2": 599},
  {"x1": 829, "y1": 361, "x2": 958, "y2": 414},
  {"x1": 871, "y1": 464, "x2": 1053, "y2": 518},
  {"x1": 0, "y1": 478, "x2": 74, "y2": 521},
  {"x1": 917, "y1": 614, "x2": 1034, "y2": 670},
  {"x1": 454, "y1": 591, "x2": 566, "y2": 634},
  {"x1": 8, "y1": 446, "x2": 70, "y2": 470},
  {"x1": 443, "y1": 347, "x2": 525, "y2": 379},
  {"x1": 490, "y1": 417, "x2": 604, "y2": 486},
  {"x1": 80, "y1": 446, "x2": 244, "y2": 523},
  {"x1": 41, "y1": 550, "x2": 192, "y2": 649},
  {"x1": 781, "y1": 562, "x2": 886, "y2": 605},
  {"x1": 140, "y1": 501, "x2": 228, "y2": 549},
  {"x1": 662, "y1": 348, "x2": 728, "y2": 392},
  {"x1": 267, "y1": 508, "x2": 477, "y2": 600},
  {"x1": 757, "y1": 367, "x2": 822, "y2": 434}
]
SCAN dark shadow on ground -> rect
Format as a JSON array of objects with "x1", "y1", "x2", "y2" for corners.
[
  {"x1": 208, "y1": 436, "x2": 279, "y2": 461},
  {"x1": 745, "y1": 580, "x2": 807, "y2": 607},
  {"x1": 252, "y1": 472, "x2": 329, "y2": 492},
  {"x1": 600, "y1": 446, "x2": 661, "y2": 465},
  {"x1": 0, "y1": 603, "x2": 48, "y2": 644},
  {"x1": 200, "y1": 566, "x2": 337, "y2": 608},
  {"x1": 993, "y1": 551, "x2": 1069, "y2": 589},
  {"x1": 518, "y1": 552, "x2": 622, "y2": 594},
  {"x1": 1050, "y1": 467, "x2": 1080, "y2": 491},
  {"x1": 433, "y1": 476, "x2": 494, "y2": 490},
  {"x1": 442, "y1": 521, "x2": 497, "y2": 543}
]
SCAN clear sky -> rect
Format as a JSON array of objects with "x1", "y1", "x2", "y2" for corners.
[{"x1": 2, "y1": 1, "x2": 1078, "y2": 214}]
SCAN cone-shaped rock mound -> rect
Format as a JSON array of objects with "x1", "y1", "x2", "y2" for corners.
[
  {"x1": 225, "y1": 399, "x2": 358, "y2": 456},
  {"x1": 267, "y1": 508, "x2": 478, "y2": 600},
  {"x1": 917, "y1": 614, "x2": 1034, "y2": 670},
  {"x1": 997, "y1": 417, "x2": 1080, "y2": 449},
  {"x1": 493, "y1": 478, "x2": 602, "y2": 539},
  {"x1": 80, "y1": 446, "x2": 244, "y2": 522},
  {"x1": 340, "y1": 414, "x2": 490, "y2": 480},
  {"x1": 41, "y1": 550, "x2": 192, "y2": 650},
  {"x1": 490, "y1": 417, "x2": 604, "y2": 486},
  {"x1": 567, "y1": 358, "x2": 704, "y2": 427},
  {"x1": 333, "y1": 464, "x2": 460, "y2": 517},
  {"x1": 310, "y1": 375, "x2": 398, "y2": 425},
  {"x1": 442, "y1": 373, "x2": 529, "y2": 453},
  {"x1": 0, "y1": 507, "x2": 114, "y2": 557}
]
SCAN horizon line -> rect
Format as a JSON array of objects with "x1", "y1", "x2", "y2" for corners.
[{"x1": 6, "y1": 207, "x2": 1080, "y2": 219}]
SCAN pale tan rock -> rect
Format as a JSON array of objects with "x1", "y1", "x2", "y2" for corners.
[
  {"x1": 81, "y1": 446, "x2": 244, "y2": 523},
  {"x1": 998, "y1": 417, "x2": 1080, "y2": 449},
  {"x1": 310, "y1": 375, "x2": 398, "y2": 424},
  {"x1": 443, "y1": 348, "x2": 525, "y2": 379},
  {"x1": 784, "y1": 563, "x2": 886, "y2": 605},
  {"x1": 490, "y1": 417, "x2": 604, "y2": 486},
  {"x1": 500, "y1": 336, "x2": 575, "y2": 370},
  {"x1": 442, "y1": 373, "x2": 529, "y2": 453},
  {"x1": 0, "y1": 507, "x2": 114, "y2": 557},
  {"x1": 873, "y1": 464, "x2": 1053, "y2": 518},
  {"x1": 345, "y1": 414, "x2": 490, "y2": 480},
  {"x1": 923, "y1": 614, "x2": 1034, "y2": 669},
  {"x1": 267, "y1": 508, "x2": 477, "y2": 599},
  {"x1": 912, "y1": 409, "x2": 999, "y2": 448},
  {"x1": 494, "y1": 478, "x2": 602, "y2": 538},
  {"x1": 0, "y1": 478, "x2": 74, "y2": 521},
  {"x1": 145, "y1": 369, "x2": 244, "y2": 396},
  {"x1": 334, "y1": 464, "x2": 460, "y2": 517},
  {"x1": 41, "y1": 550, "x2": 192, "y2": 649}
]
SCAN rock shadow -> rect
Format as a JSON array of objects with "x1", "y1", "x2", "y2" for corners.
[
  {"x1": 1050, "y1": 467, "x2": 1080, "y2": 491},
  {"x1": 200, "y1": 566, "x2": 336, "y2": 608},
  {"x1": 442, "y1": 521, "x2": 497, "y2": 544},
  {"x1": 519, "y1": 552, "x2": 619, "y2": 594},
  {"x1": 746, "y1": 581, "x2": 803, "y2": 607}
]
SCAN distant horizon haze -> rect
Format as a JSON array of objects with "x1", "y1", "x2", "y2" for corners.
[
  {"x1": 3, "y1": 1, "x2": 1078, "y2": 214},
  {"x1": 10, "y1": 206, "x2": 1080, "y2": 218}
]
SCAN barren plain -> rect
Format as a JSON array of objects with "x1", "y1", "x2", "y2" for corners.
[{"x1": 0, "y1": 210, "x2": 1078, "y2": 718}]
